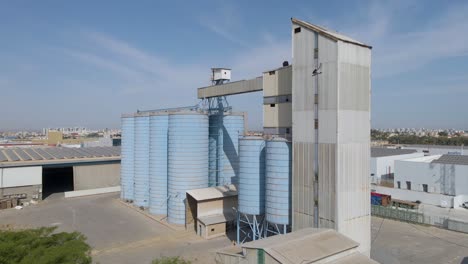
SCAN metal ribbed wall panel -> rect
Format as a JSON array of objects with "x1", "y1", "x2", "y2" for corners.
[
  {"x1": 238, "y1": 136, "x2": 265, "y2": 215},
  {"x1": 209, "y1": 114, "x2": 223, "y2": 187},
  {"x1": 120, "y1": 115, "x2": 134, "y2": 200},
  {"x1": 149, "y1": 113, "x2": 169, "y2": 215},
  {"x1": 222, "y1": 114, "x2": 244, "y2": 185},
  {"x1": 266, "y1": 138, "x2": 292, "y2": 225},
  {"x1": 134, "y1": 114, "x2": 150, "y2": 207},
  {"x1": 168, "y1": 113, "x2": 209, "y2": 224}
]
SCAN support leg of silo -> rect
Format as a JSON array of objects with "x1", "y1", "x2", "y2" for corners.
[
  {"x1": 236, "y1": 211, "x2": 240, "y2": 245},
  {"x1": 253, "y1": 215, "x2": 257, "y2": 241}
]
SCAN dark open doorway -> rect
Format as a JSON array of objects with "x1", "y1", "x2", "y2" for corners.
[{"x1": 42, "y1": 166, "x2": 74, "y2": 199}]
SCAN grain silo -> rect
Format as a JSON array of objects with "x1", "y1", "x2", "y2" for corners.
[
  {"x1": 120, "y1": 114, "x2": 135, "y2": 201},
  {"x1": 221, "y1": 113, "x2": 244, "y2": 185},
  {"x1": 237, "y1": 136, "x2": 265, "y2": 243},
  {"x1": 209, "y1": 112, "x2": 245, "y2": 186},
  {"x1": 265, "y1": 137, "x2": 292, "y2": 235},
  {"x1": 167, "y1": 111, "x2": 209, "y2": 225},
  {"x1": 133, "y1": 112, "x2": 150, "y2": 207},
  {"x1": 149, "y1": 112, "x2": 169, "y2": 215},
  {"x1": 209, "y1": 114, "x2": 223, "y2": 187}
]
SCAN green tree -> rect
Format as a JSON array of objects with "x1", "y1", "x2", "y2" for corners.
[
  {"x1": 0, "y1": 227, "x2": 91, "y2": 264},
  {"x1": 152, "y1": 256, "x2": 191, "y2": 264}
]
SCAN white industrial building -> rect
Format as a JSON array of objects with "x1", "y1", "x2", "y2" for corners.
[
  {"x1": 0, "y1": 146, "x2": 121, "y2": 203},
  {"x1": 392, "y1": 155, "x2": 468, "y2": 208},
  {"x1": 373, "y1": 154, "x2": 468, "y2": 208},
  {"x1": 370, "y1": 148, "x2": 423, "y2": 186}
]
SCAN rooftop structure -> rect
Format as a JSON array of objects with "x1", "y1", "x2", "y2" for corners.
[
  {"x1": 216, "y1": 228, "x2": 377, "y2": 263},
  {"x1": 0, "y1": 146, "x2": 120, "y2": 168},
  {"x1": 432, "y1": 154, "x2": 468, "y2": 165},
  {"x1": 371, "y1": 148, "x2": 418, "y2": 158}
]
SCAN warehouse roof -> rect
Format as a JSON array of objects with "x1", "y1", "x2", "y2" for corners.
[
  {"x1": 0, "y1": 146, "x2": 120, "y2": 168},
  {"x1": 241, "y1": 228, "x2": 374, "y2": 264},
  {"x1": 432, "y1": 154, "x2": 468, "y2": 166},
  {"x1": 186, "y1": 184, "x2": 237, "y2": 201},
  {"x1": 291, "y1": 18, "x2": 372, "y2": 49},
  {"x1": 371, "y1": 147, "x2": 418, "y2": 158}
]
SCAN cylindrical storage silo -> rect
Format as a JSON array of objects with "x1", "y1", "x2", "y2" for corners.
[
  {"x1": 149, "y1": 113, "x2": 169, "y2": 215},
  {"x1": 134, "y1": 113, "x2": 150, "y2": 207},
  {"x1": 222, "y1": 113, "x2": 244, "y2": 185},
  {"x1": 168, "y1": 112, "x2": 209, "y2": 224},
  {"x1": 209, "y1": 114, "x2": 223, "y2": 187},
  {"x1": 238, "y1": 136, "x2": 265, "y2": 215},
  {"x1": 265, "y1": 138, "x2": 292, "y2": 225},
  {"x1": 120, "y1": 114, "x2": 135, "y2": 201}
]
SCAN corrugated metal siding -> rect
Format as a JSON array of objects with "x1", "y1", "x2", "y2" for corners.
[
  {"x1": 265, "y1": 139, "x2": 291, "y2": 225},
  {"x1": 318, "y1": 143, "x2": 335, "y2": 228},
  {"x1": 167, "y1": 113, "x2": 209, "y2": 224},
  {"x1": 73, "y1": 163, "x2": 120, "y2": 190},
  {"x1": 1, "y1": 166, "x2": 42, "y2": 188},
  {"x1": 336, "y1": 40, "x2": 371, "y2": 255},
  {"x1": 120, "y1": 115, "x2": 134, "y2": 200},
  {"x1": 292, "y1": 142, "x2": 315, "y2": 229},
  {"x1": 149, "y1": 114, "x2": 169, "y2": 215},
  {"x1": 238, "y1": 137, "x2": 266, "y2": 215},
  {"x1": 197, "y1": 77, "x2": 263, "y2": 98},
  {"x1": 134, "y1": 114, "x2": 150, "y2": 207},
  {"x1": 318, "y1": 35, "x2": 338, "y2": 111}
]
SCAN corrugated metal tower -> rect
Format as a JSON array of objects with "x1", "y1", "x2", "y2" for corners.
[
  {"x1": 133, "y1": 113, "x2": 150, "y2": 207},
  {"x1": 149, "y1": 112, "x2": 169, "y2": 215},
  {"x1": 167, "y1": 111, "x2": 209, "y2": 225},
  {"x1": 120, "y1": 114, "x2": 135, "y2": 201},
  {"x1": 291, "y1": 18, "x2": 372, "y2": 255}
]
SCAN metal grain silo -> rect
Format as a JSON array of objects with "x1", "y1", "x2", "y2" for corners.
[
  {"x1": 149, "y1": 112, "x2": 169, "y2": 215},
  {"x1": 168, "y1": 111, "x2": 209, "y2": 224},
  {"x1": 238, "y1": 136, "x2": 265, "y2": 215},
  {"x1": 209, "y1": 114, "x2": 223, "y2": 187},
  {"x1": 221, "y1": 114, "x2": 244, "y2": 185},
  {"x1": 120, "y1": 114, "x2": 135, "y2": 201},
  {"x1": 134, "y1": 113, "x2": 150, "y2": 207},
  {"x1": 265, "y1": 137, "x2": 291, "y2": 226}
]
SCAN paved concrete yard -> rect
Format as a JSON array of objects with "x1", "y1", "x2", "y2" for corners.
[
  {"x1": 1, "y1": 194, "x2": 468, "y2": 264},
  {"x1": 371, "y1": 216, "x2": 468, "y2": 264},
  {"x1": 0, "y1": 193, "x2": 232, "y2": 264}
]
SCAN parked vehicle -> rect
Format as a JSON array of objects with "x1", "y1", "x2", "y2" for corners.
[{"x1": 462, "y1": 202, "x2": 468, "y2": 209}]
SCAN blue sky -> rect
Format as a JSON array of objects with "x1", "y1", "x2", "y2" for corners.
[{"x1": 1, "y1": 0, "x2": 467, "y2": 130}]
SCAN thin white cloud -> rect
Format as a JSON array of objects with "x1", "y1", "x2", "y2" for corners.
[
  {"x1": 346, "y1": 2, "x2": 468, "y2": 78},
  {"x1": 197, "y1": 3, "x2": 249, "y2": 48}
]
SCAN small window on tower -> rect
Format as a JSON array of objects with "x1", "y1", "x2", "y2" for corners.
[
  {"x1": 269, "y1": 71, "x2": 275, "y2": 75},
  {"x1": 270, "y1": 104, "x2": 276, "y2": 107},
  {"x1": 314, "y1": 119, "x2": 318, "y2": 129},
  {"x1": 294, "y1": 27, "x2": 301, "y2": 33}
]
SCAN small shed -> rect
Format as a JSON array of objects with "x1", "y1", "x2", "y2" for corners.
[
  {"x1": 186, "y1": 185, "x2": 237, "y2": 239},
  {"x1": 216, "y1": 228, "x2": 378, "y2": 263}
]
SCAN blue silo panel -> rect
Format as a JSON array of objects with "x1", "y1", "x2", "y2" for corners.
[
  {"x1": 120, "y1": 115, "x2": 135, "y2": 200},
  {"x1": 134, "y1": 114, "x2": 150, "y2": 207},
  {"x1": 265, "y1": 138, "x2": 292, "y2": 225},
  {"x1": 222, "y1": 115, "x2": 244, "y2": 185},
  {"x1": 149, "y1": 114, "x2": 169, "y2": 215},
  {"x1": 238, "y1": 136, "x2": 265, "y2": 215},
  {"x1": 167, "y1": 113, "x2": 209, "y2": 225},
  {"x1": 208, "y1": 115, "x2": 222, "y2": 187}
]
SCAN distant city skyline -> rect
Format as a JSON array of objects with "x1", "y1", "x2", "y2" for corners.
[{"x1": 1, "y1": 1, "x2": 467, "y2": 130}]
